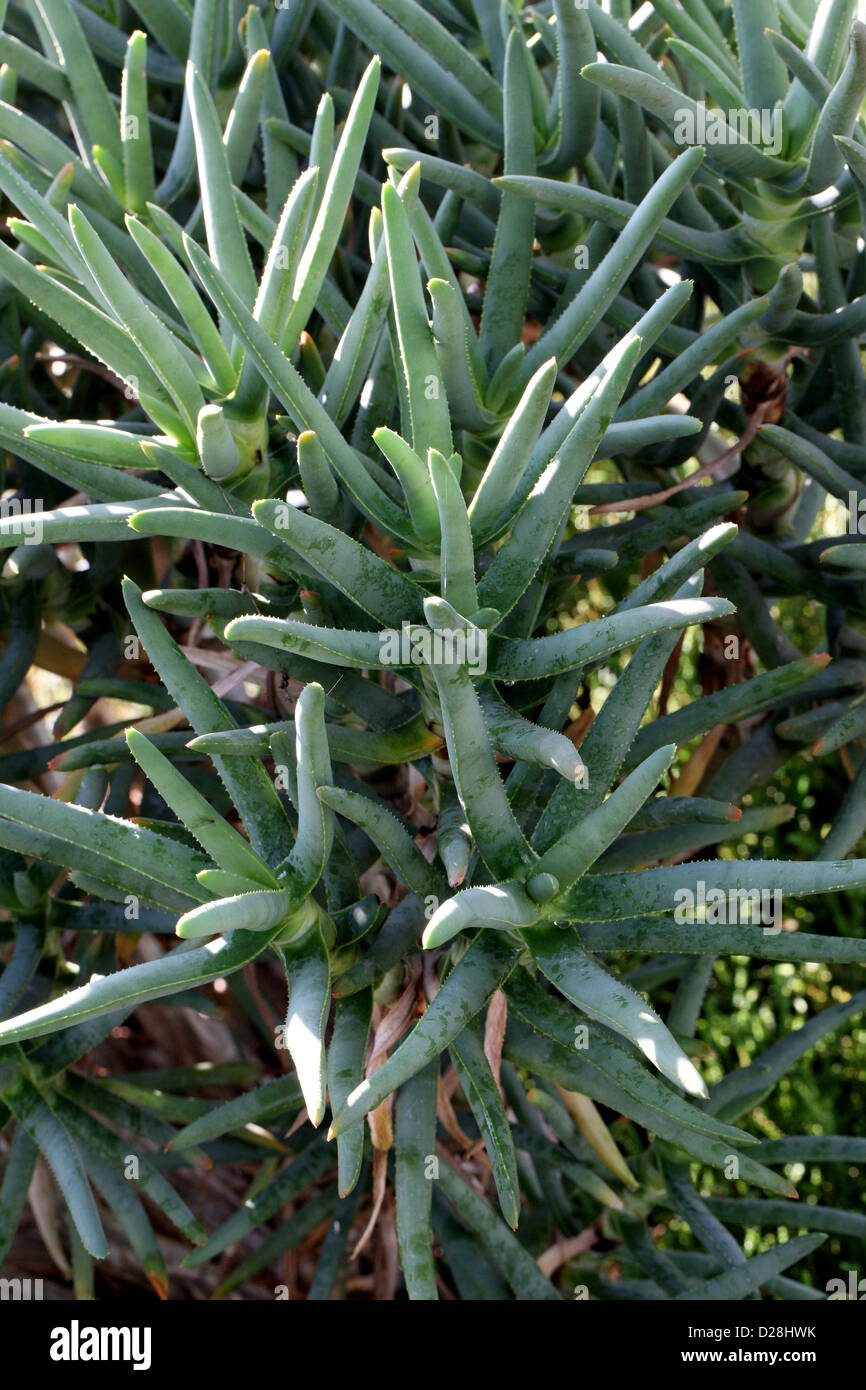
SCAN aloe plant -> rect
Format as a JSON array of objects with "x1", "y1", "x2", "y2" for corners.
[
  {"x1": 323, "y1": 1, "x2": 866, "y2": 782},
  {"x1": 0, "y1": 0, "x2": 864, "y2": 1302}
]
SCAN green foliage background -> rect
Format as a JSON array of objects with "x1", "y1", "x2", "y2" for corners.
[{"x1": 2, "y1": 0, "x2": 866, "y2": 1301}]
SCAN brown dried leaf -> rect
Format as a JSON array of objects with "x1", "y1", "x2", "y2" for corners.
[
  {"x1": 483, "y1": 989, "x2": 507, "y2": 1093},
  {"x1": 537, "y1": 1227, "x2": 598, "y2": 1278},
  {"x1": 351, "y1": 1147, "x2": 389, "y2": 1259}
]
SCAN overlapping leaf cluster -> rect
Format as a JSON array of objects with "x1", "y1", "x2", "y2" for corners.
[{"x1": 0, "y1": 0, "x2": 865, "y2": 1301}]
